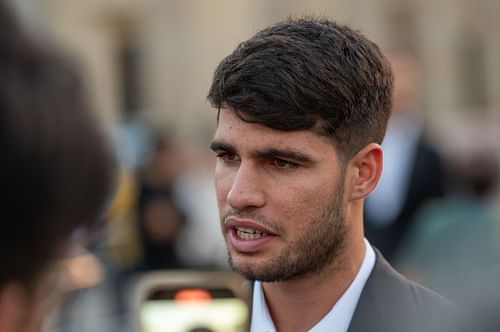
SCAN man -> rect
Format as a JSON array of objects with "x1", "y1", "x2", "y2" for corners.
[
  {"x1": 208, "y1": 18, "x2": 453, "y2": 332},
  {"x1": 0, "y1": 1, "x2": 114, "y2": 331}
]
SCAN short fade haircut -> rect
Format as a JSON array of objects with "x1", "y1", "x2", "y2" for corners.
[
  {"x1": 208, "y1": 17, "x2": 394, "y2": 159},
  {"x1": 0, "y1": 1, "x2": 115, "y2": 289}
]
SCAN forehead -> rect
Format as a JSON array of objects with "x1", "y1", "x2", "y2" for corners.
[{"x1": 214, "y1": 108, "x2": 337, "y2": 155}]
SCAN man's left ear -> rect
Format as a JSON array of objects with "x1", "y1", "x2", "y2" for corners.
[{"x1": 346, "y1": 143, "x2": 383, "y2": 201}]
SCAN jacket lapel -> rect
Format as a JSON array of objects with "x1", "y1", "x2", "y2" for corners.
[{"x1": 347, "y1": 249, "x2": 393, "y2": 332}]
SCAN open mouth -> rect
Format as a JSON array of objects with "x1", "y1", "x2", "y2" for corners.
[
  {"x1": 235, "y1": 227, "x2": 266, "y2": 240},
  {"x1": 225, "y1": 218, "x2": 277, "y2": 252}
]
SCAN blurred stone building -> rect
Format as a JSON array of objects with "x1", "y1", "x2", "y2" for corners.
[{"x1": 8, "y1": 0, "x2": 500, "y2": 157}]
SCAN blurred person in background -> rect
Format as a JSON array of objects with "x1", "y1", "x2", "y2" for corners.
[
  {"x1": 174, "y1": 140, "x2": 229, "y2": 269},
  {"x1": 135, "y1": 135, "x2": 187, "y2": 271},
  {"x1": 364, "y1": 50, "x2": 446, "y2": 262},
  {"x1": 396, "y1": 153, "x2": 499, "y2": 306},
  {"x1": 99, "y1": 135, "x2": 187, "y2": 330},
  {"x1": 0, "y1": 1, "x2": 115, "y2": 331},
  {"x1": 208, "y1": 18, "x2": 456, "y2": 332}
]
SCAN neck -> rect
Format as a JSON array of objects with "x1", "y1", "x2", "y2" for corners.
[{"x1": 261, "y1": 234, "x2": 366, "y2": 332}]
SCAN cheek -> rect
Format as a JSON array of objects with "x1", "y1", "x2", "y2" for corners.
[
  {"x1": 271, "y1": 185, "x2": 307, "y2": 212},
  {"x1": 275, "y1": 177, "x2": 339, "y2": 222}
]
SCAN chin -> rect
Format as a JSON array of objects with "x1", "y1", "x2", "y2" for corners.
[
  {"x1": 228, "y1": 256, "x2": 287, "y2": 282},
  {"x1": 228, "y1": 253, "x2": 260, "y2": 279}
]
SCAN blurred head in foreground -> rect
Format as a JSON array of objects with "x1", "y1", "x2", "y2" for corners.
[{"x1": 0, "y1": 1, "x2": 115, "y2": 331}]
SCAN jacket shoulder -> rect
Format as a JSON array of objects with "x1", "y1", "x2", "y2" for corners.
[{"x1": 348, "y1": 250, "x2": 458, "y2": 332}]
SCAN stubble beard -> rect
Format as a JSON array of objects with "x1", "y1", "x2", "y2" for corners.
[{"x1": 226, "y1": 185, "x2": 347, "y2": 282}]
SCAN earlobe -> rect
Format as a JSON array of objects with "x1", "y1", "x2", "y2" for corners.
[{"x1": 347, "y1": 143, "x2": 383, "y2": 201}]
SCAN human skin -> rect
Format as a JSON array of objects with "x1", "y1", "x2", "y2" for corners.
[{"x1": 210, "y1": 107, "x2": 383, "y2": 331}]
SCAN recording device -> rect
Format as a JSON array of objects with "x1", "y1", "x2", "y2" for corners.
[{"x1": 132, "y1": 270, "x2": 251, "y2": 332}]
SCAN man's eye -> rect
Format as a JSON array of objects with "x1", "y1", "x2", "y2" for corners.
[
  {"x1": 217, "y1": 153, "x2": 240, "y2": 163},
  {"x1": 272, "y1": 158, "x2": 296, "y2": 169}
]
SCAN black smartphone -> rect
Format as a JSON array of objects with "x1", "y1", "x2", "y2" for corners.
[{"x1": 132, "y1": 270, "x2": 251, "y2": 332}]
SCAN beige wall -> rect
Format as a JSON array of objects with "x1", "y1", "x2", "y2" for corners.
[{"x1": 10, "y1": 0, "x2": 500, "y2": 151}]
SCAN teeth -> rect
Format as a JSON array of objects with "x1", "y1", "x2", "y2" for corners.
[
  {"x1": 236, "y1": 227, "x2": 265, "y2": 240},
  {"x1": 237, "y1": 227, "x2": 259, "y2": 234}
]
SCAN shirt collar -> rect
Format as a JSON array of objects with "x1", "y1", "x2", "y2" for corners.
[{"x1": 250, "y1": 239, "x2": 376, "y2": 332}]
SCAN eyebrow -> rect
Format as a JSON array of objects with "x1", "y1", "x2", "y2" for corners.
[
  {"x1": 210, "y1": 141, "x2": 235, "y2": 154},
  {"x1": 253, "y1": 148, "x2": 314, "y2": 163},
  {"x1": 210, "y1": 140, "x2": 313, "y2": 163}
]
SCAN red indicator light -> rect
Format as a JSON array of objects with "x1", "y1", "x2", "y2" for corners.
[{"x1": 174, "y1": 288, "x2": 212, "y2": 302}]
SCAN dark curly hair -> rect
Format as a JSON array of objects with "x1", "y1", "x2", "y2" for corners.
[{"x1": 208, "y1": 17, "x2": 393, "y2": 159}]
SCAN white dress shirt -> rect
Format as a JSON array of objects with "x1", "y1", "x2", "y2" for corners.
[{"x1": 250, "y1": 239, "x2": 376, "y2": 332}]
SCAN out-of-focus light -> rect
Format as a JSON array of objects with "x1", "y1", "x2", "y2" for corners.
[{"x1": 174, "y1": 289, "x2": 212, "y2": 302}]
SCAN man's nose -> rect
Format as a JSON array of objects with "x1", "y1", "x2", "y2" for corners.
[{"x1": 226, "y1": 164, "x2": 266, "y2": 210}]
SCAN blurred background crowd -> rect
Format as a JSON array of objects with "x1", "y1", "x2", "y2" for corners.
[{"x1": 3, "y1": 0, "x2": 500, "y2": 331}]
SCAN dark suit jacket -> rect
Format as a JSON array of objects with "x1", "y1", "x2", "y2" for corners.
[
  {"x1": 348, "y1": 250, "x2": 456, "y2": 332},
  {"x1": 250, "y1": 249, "x2": 456, "y2": 331}
]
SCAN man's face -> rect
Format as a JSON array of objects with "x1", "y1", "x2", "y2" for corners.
[{"x1": 211, "y1": 108, "x2": 348, "y2": 282}]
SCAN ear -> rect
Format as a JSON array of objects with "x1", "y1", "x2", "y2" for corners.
[
  {"x1": 0, "y1": 283, "x2": 27, "y2": 332},
  {"x1": 346, "y1": 143, "x2": 383, "y2": 201}
]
